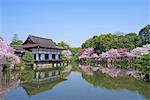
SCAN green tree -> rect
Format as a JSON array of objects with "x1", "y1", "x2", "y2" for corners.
[
  {"x1": 113, "y1": 33, "x2": 140, "y2": 50},
  {"x1": 10, "y1": 40, "x2": 23, "y2": 45},
  {"x1": 125, "y1": 33, "x2": 141, "y2": 47},
  {"x1": 57, "y1": 41, "x2": 70, "y2": 49},
  {"x1": 82, "y1": 33, "x2": 140, "y2": 53},
  {"x1": 10, "y1": 34, "x2": 23, "y2": 45},
  {"x1": 21, "y1": 52, "x2": 34, "y2": 69},
  {"x1": 139, "y1": 25, "x2": 150, "y2": 45},
  {"x1": 60, "y1": 53, "x2": 68, "y2": 61},
  {"x1": 134, "y1": 54, "x2": 150, "y2": 75},
  {"x1": 70, "y1": 47, "x2": 80, "y2": 56}
]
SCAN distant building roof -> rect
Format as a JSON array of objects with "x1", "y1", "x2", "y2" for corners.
[{"x1": 11, "y1": 45, "x2": 26, "y2": 53}]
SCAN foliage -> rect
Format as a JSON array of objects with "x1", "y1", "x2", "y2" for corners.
[
  {"x1": 62, "y1": 50, "x2": 72, "y2": 59},
  {"x1": 33, "y1": 64, "x2": 37, "y2": 70},
  {"x1": 82, "y1": 72, "x2": 150, "y2": 100},
  {"x1": 10, "y1": 34, "x2": 23, "y2": 45},
  {"x1": 58, "y1": 41, "x2": 72, "y2": 60},
  {"x1": 79, "y1": 44, "x2": 150, "y2": 62},
  {"x1": 139, "y1": 25, "x2": 150, "y2": 45},
  {"x1": 57, "y1": 41, "x2": 70, "y2": 49},
  {"x1": 60, "y1": 53, "x2": 69, "y2": 61},
  {"x1": 82, "y1": 33, "x2": 141, "y2": 53},
  {"x1": 10, "y1": 40, "x2": 23, "y2": 45},
  {"x1": 15, "y1": 62, "x2": 26, "y2": 70},
  {"x1": 134, "y1": 54, "x2": 150, "y2": 74},
  {"x1": 79, "y1": 48, "x2": 94, "y2": 59},
  {"x1": 20, "y1": 70, "x2": 34, "y2": 82},
  {"x1": 78, "y1": 49, "x2": 85, "y2": 56},
  {"x1": 0, "y1": 39, "x2": 20, "y2": 70},
  {"x1": 70, "y1": 47, "x2": 80, "y2": 56},
  {"x1": 69, "y1": 48, "x2": 80, "y2": 62},
  {"x1": 130, "y1": 44, "x2": 150, "y2": 57},
  {"x1": 70, "y1": 56, "x2": 79, "y2": 62},
  {"x1": 21, "y1": 51, "x2": 34, "y2": 69}
]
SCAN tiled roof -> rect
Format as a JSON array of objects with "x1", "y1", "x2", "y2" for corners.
[
  {"x1": 28, "y1": 35, "x2": 56, "y2": 48},
  {"x1": 22, "y1": 35, "x2": 66, "y2": 50}
]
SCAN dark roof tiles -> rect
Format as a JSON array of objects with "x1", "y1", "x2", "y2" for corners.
[
  {"x1": 29, "y1": 35, "x2": 56, "y2": 48},
  {"x1": 22, "y1": 35, "x2": 66, "y2": 50}
]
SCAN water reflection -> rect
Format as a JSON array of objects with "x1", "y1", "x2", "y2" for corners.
[
  {"x1": 22, "y1": 79, "x2": 66, "y2": 96},
  {"x1": 80, "y1": 65, "x2": 150, "y2": 100},
  {"x1": 83, "y1": 72, "x2": 150, "y2": 99},
  {"x1": 22, "y1": 69, "x2": 68, "y2": 96},
  {"x1": 33, "y1": 69, "x2": 62, "y2": 81},
  {"x1": 0, "y1": 71, "x2": 20, "y2": 100},
  {"x1": 1, "y1": 63, "x2": 150, "y2": 100}
]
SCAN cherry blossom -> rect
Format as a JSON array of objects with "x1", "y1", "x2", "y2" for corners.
[
  {"x1": 0, "y1": 39, "x2": 20, "y2": 70},
  {"x1": 90, "y1": 53, "x2": 99, "y2": 59},
  {"x1": 79, "y1": 44, "x2": 150, "y2": 61},
  {"x1": 62, "y1": 50, "x2": 73, "y2": 59},
  {"x1": 79, "y1": 48, "x2": 94, "y2": 59},
  {"x1": 130, "y1": 44, "x2": 150, "y2": 57},
  {"x1": 100, "y1": 49, "x2": 120, "y2": 59}
]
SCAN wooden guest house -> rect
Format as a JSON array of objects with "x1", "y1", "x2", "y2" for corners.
[{"x1": 18, "y1": 35, "x2": 66, "y2": 66}]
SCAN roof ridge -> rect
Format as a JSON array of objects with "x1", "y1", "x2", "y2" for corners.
[{"x1": 29, "y1": 35, "x2": 52, "y2": 41}]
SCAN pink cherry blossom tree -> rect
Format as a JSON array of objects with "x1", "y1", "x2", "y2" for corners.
[
  {"x1": 0, "y1": 39, "x2": 20, "y2": 71},
  {"x1": 90, "y1": 53, "x2": 99, "y2": 59},
  {"x1": 62, "y1": 49, "x2": 73, "y2": 59},
  {"x1": 100, "y1": 49, "x2": 120, "y2": 60},
  {"x1": 130, "y1": 44, "x2": 150, "y2": 57},
  {"x1": 79, "y1": 48, "x2": 94, "y2": 60}
]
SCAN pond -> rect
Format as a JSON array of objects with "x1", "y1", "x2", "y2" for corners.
[{"x1": 0, "y1": 64, "x2": 149, "y2": 100}]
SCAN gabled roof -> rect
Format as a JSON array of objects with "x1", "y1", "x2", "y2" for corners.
[{"x1": 22, "y1": 35, "x2": 65, "y2": 50}]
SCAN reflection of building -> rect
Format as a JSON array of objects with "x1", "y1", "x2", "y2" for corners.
[
  {"x1": 22, "y1": 78, "x2": 66, "y2": 96},
  {"x1": 22, "y1": 69, "x2": 67, "y2": 96},
  {"x1": 33, "y1": 69, "x2": 62, "y2": 81}
]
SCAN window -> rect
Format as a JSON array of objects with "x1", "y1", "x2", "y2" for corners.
[
  {"x1": 59, "y1": 55, "x2": 60, "y2": 59},
  {"x1": 39, "y1": 54, "x2": 41, "y2": 60},
  {"x1": 34, "y1": 54, "x2": 36, "y2": 60},
  {"x1": 39, "y1": 48, "x2": 42, "y2": 52},
  {"x1": 45, "y1": 54, "x2": 49, "y2": 60},
  {"x1": 52, "y1": 54, "x2": 55, "y2": 59}
]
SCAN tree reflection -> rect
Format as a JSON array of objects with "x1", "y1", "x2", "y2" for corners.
[
  {"x1": 82, "y1": 71, "x2": 150, "y2": 100},
  {"x1": 0, "y1": 71, "x2": 20, "y2": 100}
]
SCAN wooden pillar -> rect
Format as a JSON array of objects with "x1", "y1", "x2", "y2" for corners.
[
  {"x1": 36, "y1": 53, "x2": 39, "y2": 60},
  {"x1": 49, "y1": 54, "x2": 52, "y2": 60}
]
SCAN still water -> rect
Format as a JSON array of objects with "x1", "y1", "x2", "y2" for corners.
[{"x1": 0, "y1": 64, "x2": 149, "y2": 100}]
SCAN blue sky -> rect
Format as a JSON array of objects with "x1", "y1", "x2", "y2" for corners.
[{"x1": 0, "y1": 0, "x2": 149, "y2": 47}]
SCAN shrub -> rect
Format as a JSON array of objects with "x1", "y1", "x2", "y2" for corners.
[
  {"x1": 134, "y1": 54, "x2": 150, "y2": 74},
  {"x1": 21, "y1": 51, "x2": 34, "y2": 70}
]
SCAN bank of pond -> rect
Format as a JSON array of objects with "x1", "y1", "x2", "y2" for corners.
[{"x1": 0, "y1": 63, "x2": 149, "y2": 100}]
